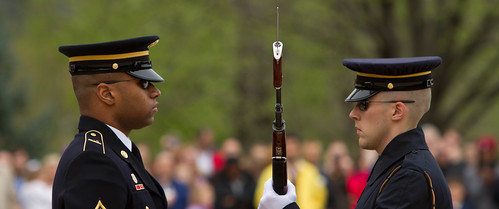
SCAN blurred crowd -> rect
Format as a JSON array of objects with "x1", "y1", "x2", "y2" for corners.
[{"x1": 1, "y1": 124, "x2": 499, "y2": 209}]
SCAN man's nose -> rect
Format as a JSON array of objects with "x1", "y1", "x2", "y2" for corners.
[
  {"x1": 349, "y1": 106, "x2": 359, "y2": 121},
  {"x1": 150, "y1": 84, "x2": 161, "y2": 98}
]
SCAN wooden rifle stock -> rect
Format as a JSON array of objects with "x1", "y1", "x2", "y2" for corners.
[{"x1": 272, "y1": 7, "x2": 287, "y2": 193}]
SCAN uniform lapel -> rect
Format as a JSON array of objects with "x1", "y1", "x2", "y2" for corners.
[
  {"x1": 111, "y1": 140, "x2": 162, "y2": 197},
  {"x1": 79, "y1": 116, "x2": 163, "y2": 198}
]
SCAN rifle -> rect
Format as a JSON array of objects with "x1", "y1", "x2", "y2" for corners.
[{"x1": 272, "y1": 6, "x2": 287, "y2": 195}]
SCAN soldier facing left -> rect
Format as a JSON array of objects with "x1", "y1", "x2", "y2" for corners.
[{"x1": 52, "y1": 36, "x2": 168, "y2": 209}]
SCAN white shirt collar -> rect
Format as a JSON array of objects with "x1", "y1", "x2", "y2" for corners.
[{"x1": 106, "y1": 124, "x2": 132, "y2": 151}]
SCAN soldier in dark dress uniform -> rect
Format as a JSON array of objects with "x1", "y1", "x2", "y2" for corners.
[
  {"x1": 52, "y1": 36, "x2": 168, "y2": 209},
  {"x1": 343, "y1": 57, "x2": 452, "y2": 209},
  {"x1": 258, "y1": 57, "x2": 453, "y2": 209}
]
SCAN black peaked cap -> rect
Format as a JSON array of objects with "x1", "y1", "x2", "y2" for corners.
[
  {"x1": 343, "y1": 56, "x2": 441, "y2": 102},
  {"x1": 59, "y1": 35, "x2": 164, "y2": 82}
]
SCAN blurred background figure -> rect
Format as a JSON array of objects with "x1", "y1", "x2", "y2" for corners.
[
  {"x1": 247, "y1": 143, "x2": 271, "y2": 180},
  {"x1": 186, "y1": 179, "x2": 214, "y2": 209},
  {"x1": 175, "y1": 145, "x2": 201, "y2": 186},
  {"x1": 152, "y1": 150, "x2": 189, "y2": 209},
  {"x1": 254, "y1": 135, "x2": 327, "y2": 209},
  {"x1": 12, "y1": 148, "x2": 29, "y2": 202},
  {"x1": 211, "y1": 157, "x2": 255, "y2": 209},
  {"x1": 447, "y1": 176, "x2": 474, "y2": 209},
  {"x1": 346, "y1": 149, "x2": 377, "y2": 209},
  {"x1": 160, "y1": 132, "x2": 183, "y2": 154},
  {"x1": 0, "y1": 150, "x2": 20, "y2": 209},
  {"x1": 322, "y1": 141, "x2": 353, "y2": 209},
  {"x1": 209, "y1": 137, "x2": 256, "y2": 209},
  {"x1": 302, "y1": 139, "x2": 323, "y2": 168},
  {"x1": 440, "y1": 128, "x2": 466, "y2": 177},
  {"x1": 136, "y1": 143, "x2": 153, "y2": 172},
  {"x1": 20, "y1": 153, "x2": 60, "y2": 209},
  {"x1": 194, "y1": 128, "x2": 223, "y2": 178},
  {"x1": 219, "y1": 137, "x2": 243, "y2": 160},
  {"x1": 469, "y1": 135, "x2": 499, "y2": 209},
  {"x1": 422, "y1": 123, "x2": 443, "y2": 158}
]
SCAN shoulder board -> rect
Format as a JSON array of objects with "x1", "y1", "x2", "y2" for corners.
[{"x1": 83, "y1": 130, "x2": 105, "y2": 154}]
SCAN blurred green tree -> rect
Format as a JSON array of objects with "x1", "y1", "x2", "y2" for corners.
[{"x1": 2, "y1": 0, "x2": 499, "y2": 154}]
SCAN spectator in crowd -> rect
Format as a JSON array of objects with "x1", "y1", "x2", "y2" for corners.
[
  {"x1": 422, "y1": 123, "x2": 443, "y2": 158},
  {"x1": 136, "y1": 143, "x2": 153, "y2": 172},
  {"x1": 345, "y1": 149, "x2": 377, "y2": 209},
  {"x1": 440, "y1": 128, "x2": 467, "y2": 177},
  {"x1": 194, "y1": 128, "x2": 224, "y2": 178},
  {"x1": 160, "y1": 132, "x2": 183, "y2": 153},
  {"x1": 447, "y1": 176, "x2": 474, "y2": 209},
  {"x1": 322, "y1": 141, "x2": 353, "y2": 209},
  {"x1": 247, "y1": 143, "x2": 271, "y2": 180},
  {"x1": 254, "y1": 135, "x2": 327, "y2": 209},
  {"x1": 152, "y1": 150, "x2": 189, "y2": 209},
  {"x1": 0, "y1": 150, "x2": 20, "y2": 209},
  {"x1": 20, "y1": 153, "x2": 60, "y2": 209},
  {"x1": 175, "y1": 145, "x2": 202, "y2": 185},
  {"x1": 211, "y1": 157, "x2": 256, "y2": 209},
  {"x1": 12, "y1": 148, "x2": 29, "y2": 201},
  {"x1": 186, "y1": 178, "x2": 214, "y2": 209},
  {"x1": 302, "y1": 139, "x2": 323, "y2": 168},
  {"x1": 468, "y1": 135, "x2": 499, "y2": 209}
]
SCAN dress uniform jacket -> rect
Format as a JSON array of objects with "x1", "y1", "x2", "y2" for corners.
[
  {"x1": 284, "y1": 203, "x2": 300, "y2": 209},
  {"x1": 52, "y1": 116, "x2": 168, "y2": 209},
  {"x1": 354, "y1": 127, "x2": 452, "y2": 209}
]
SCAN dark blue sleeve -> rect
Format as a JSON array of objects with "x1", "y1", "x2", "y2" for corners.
[{"x1": 283, "y1": 202, "x2": 300, "y2": 209}]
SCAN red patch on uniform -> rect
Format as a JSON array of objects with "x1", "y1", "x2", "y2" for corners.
[{"x1": 135, "y1": 184, "x2": 145, "y2": 190}]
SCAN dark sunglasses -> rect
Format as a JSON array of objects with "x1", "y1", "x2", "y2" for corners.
[
  {"x1": 92, "y1": 79, "x2": 150, "y2": 89},
  {"x1": 357, "y1": 100, "x2": 415, "y2": 111}
]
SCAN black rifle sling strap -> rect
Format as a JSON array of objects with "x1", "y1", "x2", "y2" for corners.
[{"x1": 377, "y1": 166, "x2": 436, "y2": 209}]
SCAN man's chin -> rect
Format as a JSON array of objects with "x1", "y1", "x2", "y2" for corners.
[{"x1": 358, "y1": 138, "x2": 370, "y2": 150}]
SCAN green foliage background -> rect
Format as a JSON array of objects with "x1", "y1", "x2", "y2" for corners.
[{"x1": 1, "y1": 0, "x2": 499, "y2": 157}]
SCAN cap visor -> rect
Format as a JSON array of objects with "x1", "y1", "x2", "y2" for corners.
[
  {"x1": 127, "y1": 68, "x2": 164, "y2": 82},
  {"x1": 345, "y1": 89, "x2": 379, "y2": 102}
]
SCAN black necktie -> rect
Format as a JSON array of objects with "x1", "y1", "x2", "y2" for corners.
[{"x1": 131, "y1": 142, "x2": 145, "y2": 168}]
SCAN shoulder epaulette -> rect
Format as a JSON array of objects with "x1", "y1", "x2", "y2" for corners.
[{"x1": 83, "y1": 130, "x2": 105, "y2": 154}]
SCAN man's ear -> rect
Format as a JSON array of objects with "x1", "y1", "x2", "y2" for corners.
[
  {"x1": 392, "y1": 102, "x2": 406, "y2": 121},
  {"x1": 95, "y1": 84, "x2": 115, "y2": 105}
]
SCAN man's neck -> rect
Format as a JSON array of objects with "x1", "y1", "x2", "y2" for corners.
[
  {"x1": 377, "y1": 124, "x2": 417, "y2": 154},
  {"x1": 81, "y1": 113, "x2": 131, "y2": 136}
]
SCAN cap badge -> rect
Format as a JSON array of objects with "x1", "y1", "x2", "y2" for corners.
[{"x1": 121, "y1": 150, "x2": 128, "y2": 159}]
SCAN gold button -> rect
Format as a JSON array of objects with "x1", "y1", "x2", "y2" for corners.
[
  {"x1": 121, "y1": 150, "x2": 128, "y2": 158},
  {"x1": 112, "y1": 63, "x2": 119, "y2": 69},
  {"x1": 387, "y1": 83, "x2": 394, "y2": 89},
  {"x1": 145, "y1": 206, "x2": 149, "y2": 209}
]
